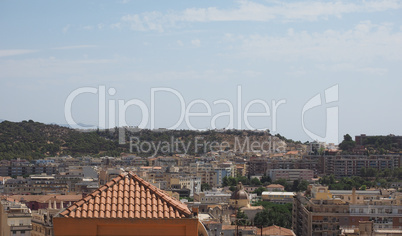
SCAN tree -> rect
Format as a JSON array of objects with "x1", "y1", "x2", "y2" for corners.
[
  {"x1": 274, "y1": 178, "x2": 291, "y2": 191},
  {"x1": 251, "y1": 177, "x2": 262, "y2": 186},
  {"x1": 297, "y1": 180, "x2": 309, "y2": 192},
  {"x1": 201, "y1": 183, "x2": 211, "y2": 191},
  {"x1": 236, "y1": 209, "x2": 248, "y2": 226},
  {"x1": 253, "y1": 202, "x2": 292, "y2": 228},
  {"x1": 339, "y1": 134, "x2": 356, "y2": 152},
  {"x1": 261, "y1": 174, "x2": 272, "y2": 184},
  {"x1": 253, "y1": 187, "x2": 267, "y2": 196}
]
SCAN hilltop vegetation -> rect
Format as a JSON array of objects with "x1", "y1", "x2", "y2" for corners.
[
  {"x1": 0, "y1": 120, "x2": 296, "y2": 160},
  {"x1": 0, "y1": 120, "x2": 121, "y2": 160}
]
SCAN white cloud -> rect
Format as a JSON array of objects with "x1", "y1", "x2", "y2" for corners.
[
  {"x1": 191, "y1": 39, "x2": 201, "y2": 47},
  {"x1": 83, "y1": 25, "x2": 93, "y2": 30},
  {"x1": 227, "y1": 21, "x2": 402, "y2": 64},
  {"x1": 120, "y1": 0, "x2": 402, "y2": 31},
  {"x1": 110, "y1": 23, "x2": 121, "y2": 29},
  {"x1": 0, "y1": 49, "x2": 38, "y2": 58}
]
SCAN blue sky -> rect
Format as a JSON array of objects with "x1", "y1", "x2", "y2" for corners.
[{"x1": 1, "y1": 0, "x2": 401, "y2": 144}]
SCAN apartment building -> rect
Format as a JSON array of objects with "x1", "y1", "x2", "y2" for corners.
[
  {"x1": 323, "y1": 155, "x2": 401, "y2": 177},
  {"x1": 0, "y1": 199, "x2": 32, "y2": 236},
  {"x1": 262, "y1": 192, "x2": 295, "y2": 204},
  {"x1": 248, "y1": 157, "x2": 268, "y2": 176},
  {"x1": 196, "y1": 170, "x2": 217, "y2": 187},
  {"x1": 268, "y1": 169, "x2": 314, "y2": 181},
  {"x1": 292, "y1": 185, "x2": 402, "y2": 236},
  {"x1": 4, "y1": 175, "x2": 68, "y2": 195},
  {"x1": 194, "y1": 191, "x2": 231, "y2": 204},
  {"x1": 214, "y1": 167, "x2": 233, "y2": 187}
]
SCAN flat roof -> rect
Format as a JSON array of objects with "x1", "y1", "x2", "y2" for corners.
[
  {"x1": 262, "y1": 192, "x2": 295, "y2": 196},
  {"x1": 331, "y1": 190, "x2": 380, "y2": 195}
]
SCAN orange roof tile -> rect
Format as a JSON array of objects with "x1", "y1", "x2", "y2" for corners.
[
  {"x1": 266, "y1": 184, "x2": 285, "y2": 189},
  {"x1": 262, "y1": 225, "x2": 295, "y2": 235},
  {"x1": 59, "y1": 172, "x2": 191, "y2": 219}
]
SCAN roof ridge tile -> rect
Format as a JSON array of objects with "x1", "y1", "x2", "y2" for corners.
[{"x1": 59, "y1": 172, "x2": 191, "y2": 219}]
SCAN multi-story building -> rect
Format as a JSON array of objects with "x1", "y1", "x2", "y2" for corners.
[
  {"x1": 0, "y1": 163, "x2": 58, "y2": 177},
  {"x1": 0, "y1": 199, "x2": 32, "y2": 236},
  {"x1": 4, "y1": 175, "x2": 69, "y2": 195},
  {"x1": 213, "y1": 167, "x2": 233, "y2": 187},
  {"x1": 196, "y1": 170, "x2": 216, "y2": 187},
  {"x1": 262, "y1": 191, "x2": 295, "y2": 204},
  {"x1": 194, "y1": 191, "x2": 231, "y2": 204},
  {"x1": 268, "y1": 169, "x2": 314, "y2": 181},
  {"x1": 31, "y1": 207, "x2": 60, "y2": 236},
  {"x1": 292, "y1": 185, "x2": 402, "y2": 236},
  {"x1": 248, "y1": 157, "x2": 268, "y2": 176},
  {"x1": 323, "y1": 155, "x2": 401, "y2": 177}
]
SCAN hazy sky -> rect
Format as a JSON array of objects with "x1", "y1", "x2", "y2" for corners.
[{"x1": 1, "y1": 0, "x2": 401, "y2": 144}]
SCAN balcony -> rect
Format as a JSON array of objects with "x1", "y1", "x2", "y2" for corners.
[{"x1": 10, "y1": 225, "x2": 32, "y2": 231}]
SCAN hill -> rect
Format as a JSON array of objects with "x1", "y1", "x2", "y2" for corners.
[
  {"x1": 0, "y1": 120, "x2": 121, "y2": 160},
  {"x1": 0, "y1": 120, "x2": 303, "y2": 160}
]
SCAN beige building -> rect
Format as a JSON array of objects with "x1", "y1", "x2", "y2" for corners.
[
  {"x1": 229, "y1": 182, "x2": 250, "y2": 209},
  {"x1": 262, "y1": 191, "x2": 295, "y2": 204},
  {"x1": 0, "y1": 199, "x2": 32, "y2": 236},
  {"x1": 293, "y1": 185, "x2": 402, "y2": 236},
  {"x1": 341, "y1": 221, "x2": 402, "y2": 236},
  {"x1": 194, "y1": 191, "x2": 231, "y2": 204}
]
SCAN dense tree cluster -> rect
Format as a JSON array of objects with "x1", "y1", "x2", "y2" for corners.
[
  {"x1": 0, "y1": 121, "x2": 283, "y2": 159},
  {"x1": 339, "y1": 134, "x2": 356, "y2": 153},
  {"x1": 271, "y1": 178, "x2": 309, "y2": 192},
  {"x1": 318, "y1": 169, "x2": 402, "y2": 190},
  {"x1": 253, "y1": 201, "x2": 292, "y2": 228},
  {"x1": 339, "y1": 133, "x2": 402, "y2": 154},
  {"x1": 0, "y1": 120, "x2": 122, "y2": 159}
]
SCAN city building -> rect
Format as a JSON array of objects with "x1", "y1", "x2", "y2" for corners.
[
  {"x1": 0, "y1": 199, "x2": 32, "y2": 236},
  {"x1": 229, "y1": 182, "x2": 250, "y2": 209},
  {"x1": 323, "y1": 155, "x2": 401, "y2": 177},
  {"x1": 194, "y1": 191, "x2": 231, "y2": 204},
  {"x1": 262, "y1": 191, "x2": 295, "y2": 204},
  {"x1": 266, "y1": 184, "x2": 285, "y2": 191},
  {"x1": 53, "y1": 172, "x2": 208, "y2": 236},
  {"x1": 268, "y1": 169, "x2": 314, "y2": 181},
  {"x1": 292, "y1": 185, "x2": 402, "y2": 236}
]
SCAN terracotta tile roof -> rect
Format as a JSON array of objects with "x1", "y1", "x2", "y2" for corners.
[
  {"x1": 266, "y1": 184, "x2": 285, "y2": 189},
  {"x1": 59, "y1": 172, "x2": 191, "y2": 219},
  {"x1": 262, "y1": 225, "x2": 295, "y2": 236}
]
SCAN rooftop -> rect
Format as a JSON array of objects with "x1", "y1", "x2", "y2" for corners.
[
  {"x1": 262, "y1": 225, "x2": 296, "y2": 236},
  {"x1": 262, "y1": 192, "x2": 295, "y2": 196},
  {"x1": 59, "y1": 172, "x2": 191, "y2": 219}
]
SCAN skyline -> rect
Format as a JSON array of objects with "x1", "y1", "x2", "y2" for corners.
[{"x1": 1, "y1": 0, "x2": 402, "y2": 144}]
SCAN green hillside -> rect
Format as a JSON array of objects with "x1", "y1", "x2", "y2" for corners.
[{"x1": 0, "y1": 120, "x2": 300, "y2": 159}]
